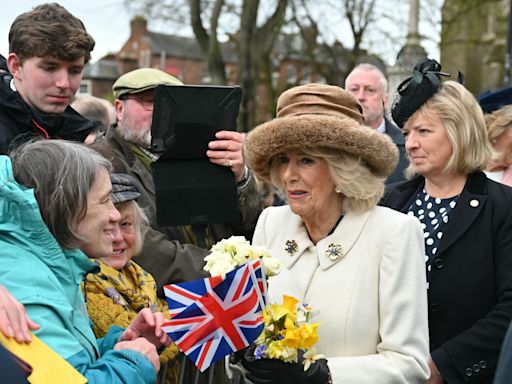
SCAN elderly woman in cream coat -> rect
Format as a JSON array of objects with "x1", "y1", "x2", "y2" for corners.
[{"x1": 241, "y1": 84, "x2": 430, "y2": 384}]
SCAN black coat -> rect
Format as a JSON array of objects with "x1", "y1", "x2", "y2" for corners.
[
  {"x1": 381, "y1": 172, "x2": 512, "y2": 384},
  {"x1": 384, "y1": 118, "x2": 408, "y2": 185},
  {"x1": 0, "y1": 57, "x2": 96, "y2": 154}
]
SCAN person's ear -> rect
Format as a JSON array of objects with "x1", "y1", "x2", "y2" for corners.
[
  {"x1": 114, "y1": 99, "x2": 124, "y2": 123},
  {"x1": 382, "y1": 93, "x2": 389, "y2": 111},
  {"x1": 7, "y1": 53, "x2": 22, "y2": 80}
]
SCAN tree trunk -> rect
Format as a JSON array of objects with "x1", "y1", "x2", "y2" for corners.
[
  {"x1": 189, "y1": 0, "x2": 226, "y2": 84},
  {"x1": 238, "y1": 0, "x2": 289, "y2": 131}
]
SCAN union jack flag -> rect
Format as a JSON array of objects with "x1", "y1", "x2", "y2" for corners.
[{"x1": 162, "y1": 260, "x2": 268, "y2": 371}]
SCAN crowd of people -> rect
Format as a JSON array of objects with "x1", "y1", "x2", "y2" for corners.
[{"x1": 0, "y1": 3, "x2": 512, "y2": 384}]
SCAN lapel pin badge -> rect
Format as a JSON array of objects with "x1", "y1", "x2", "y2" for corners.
[
  {"x1": 285, "y1": 240, "x2": 298, "y2": 256},
  {"x1": 326, "y1": 243, "x2": 344, "y2": 261}
]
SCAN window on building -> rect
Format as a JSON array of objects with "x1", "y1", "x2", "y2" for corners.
[
  {"x1": 299, "y1": 66, "x2": 312, "y2": 84},
  {"x1": 287, "y1": 64, "x2": 297, "y2": 84},
  {"x1": 77, "y1": 80, "x2": 92, "y2": 96}
]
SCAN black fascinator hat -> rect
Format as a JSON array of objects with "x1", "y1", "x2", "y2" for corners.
[{"x1": 391, "y1": 58, "x2": 451, "y2": 128}]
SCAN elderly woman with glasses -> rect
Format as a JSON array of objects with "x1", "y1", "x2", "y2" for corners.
[
  {"x1": 382, "y1": 58, "x2": 512, "y2": 384},
  {"x1": 83, "y1": 173, "x2": 180, "y2": 384},
  {"x1": 236, "y1": 83, "x2": 430, "y2": 384}
]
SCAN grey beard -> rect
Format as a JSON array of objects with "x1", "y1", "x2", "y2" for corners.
[{"x1": 120, "y1": 126, "x2": 152, "y2": 149}]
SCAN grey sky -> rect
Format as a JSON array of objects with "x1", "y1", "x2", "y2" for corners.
[
  {"x1": 1, "y1": 1, "x2": 132, "y2": 63},
  {"x1": 1, "y1": 1, "x2": 440, "y2": 65}
]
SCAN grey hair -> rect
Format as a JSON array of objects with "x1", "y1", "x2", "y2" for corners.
[
  {"x1": 346, "y1": 63, "x2": 388, "y2": 92},
  {"x1": 10, "y1": 139, "x2": 111, "y2": 249},
  {"x1": 114, "y1": 200, "x2": 149, "y2": 256}
]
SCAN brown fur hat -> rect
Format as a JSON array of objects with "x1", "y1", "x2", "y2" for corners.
[{"x1": 244, "y1": 83, "x2": 399, "y2": 181}]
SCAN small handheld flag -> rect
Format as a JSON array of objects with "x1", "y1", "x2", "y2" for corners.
[{"x1": 162, "y1": 259, "x2": 267, "y2": 371}]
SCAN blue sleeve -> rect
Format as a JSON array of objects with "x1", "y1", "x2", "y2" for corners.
[
  {"x1": 97, "y1": 326, "x2": 124, "y2": 354},
  {"x1": 67, "y1": 348, "x2": 156, "y2": 384}
]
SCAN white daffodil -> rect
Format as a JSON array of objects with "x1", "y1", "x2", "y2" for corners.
[{"x1": 302, "y1": 347, "x2": 326, "y2": 371}]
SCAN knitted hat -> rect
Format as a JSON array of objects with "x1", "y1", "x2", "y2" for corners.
[
  {"x1": 111, "y1": 173, "x2": 140, "y2": 204},
  {"x1": 243, "y1": 83, "x2": 399, "y2": 181},
  {"x1": 112, "y1": 68, "x2": 183, "y2": 99}
]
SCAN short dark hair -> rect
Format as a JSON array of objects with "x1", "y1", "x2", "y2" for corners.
[
  {"x1": 11, "y1": 140, "x2": 111, "y2": 249},
  {"x1": 9, "y1": 3, "x2": 95, "y2": 64}
]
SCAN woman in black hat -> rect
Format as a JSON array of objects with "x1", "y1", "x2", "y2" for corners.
[{"x1": 382, "y1": 59, "x2": 512, "y2": 384}]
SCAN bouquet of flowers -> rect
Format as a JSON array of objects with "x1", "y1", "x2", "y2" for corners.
[
  {"x1": 252, "y1": 295, "x2": 324, "y2": 370},
  {"x1": 203, "y1": 236, "x2": 282, "y2": 277},
  {"x1": 203, "y1": 236, "x2": 323, "y2": 372}
]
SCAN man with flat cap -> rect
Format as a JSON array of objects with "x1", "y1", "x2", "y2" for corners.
[{"x1": 94, "y1": 68, "x2": 262, "y2": 292}]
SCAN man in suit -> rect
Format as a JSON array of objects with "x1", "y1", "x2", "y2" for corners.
[{"x1": 345, "y1": 63, "x2": 408, "y2": 184}]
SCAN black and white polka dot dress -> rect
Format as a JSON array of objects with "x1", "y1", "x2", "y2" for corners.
[{"x1": 408, "y1": 189, "x2": 459, "y2": 288}]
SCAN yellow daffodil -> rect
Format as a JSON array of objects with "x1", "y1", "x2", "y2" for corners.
[
  {"x1": 253, "y1": 294, "x2": 322, "y2": 366},
  {"x1": 282, "y1": 328, "x2": 301, "y2": 348},
  {"x1": 298, "y1": 322, "x2": 320, "y2": 349}
]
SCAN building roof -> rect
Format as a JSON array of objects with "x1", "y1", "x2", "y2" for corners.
[
  {"x1": 83, "y1": 59, "x2": 120, "y2": 80},
  {"x1": 145, "y1": 32, "x2": 238, "y2": 63}
]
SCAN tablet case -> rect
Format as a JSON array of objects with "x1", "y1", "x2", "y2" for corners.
[{"x1": 151, "y1": 84, "x2": 243, "y2": 226}]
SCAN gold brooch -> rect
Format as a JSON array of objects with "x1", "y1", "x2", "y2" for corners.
[
  {"x1": 285, "y1": 240, "x2": 298, "y2": 256},
  {"x1": 326, "y1": 243, "x2": 343, "y2": 261}
]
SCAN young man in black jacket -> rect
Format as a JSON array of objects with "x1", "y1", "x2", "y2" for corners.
[{"x1": 0, "y1": 3, "x2": 99, "y2": 154}]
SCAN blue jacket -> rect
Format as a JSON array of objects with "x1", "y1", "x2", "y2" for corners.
[{"x1": 0, "y1": 156, "x2": 156, "y2": 383}]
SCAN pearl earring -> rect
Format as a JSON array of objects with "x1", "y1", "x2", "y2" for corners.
[{"x1": 335, "y1": 187, "x2": 341, "y2": 194}]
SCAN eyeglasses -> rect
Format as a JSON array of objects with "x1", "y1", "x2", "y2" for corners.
[{"x1": 123, "y1": 94, "x2": 154, "y2": 110}]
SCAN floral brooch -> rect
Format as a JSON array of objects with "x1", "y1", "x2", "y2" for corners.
[
  {"x1": 285, "y1": 240, "x2": 298, "y2": 256},
  {"x1": 326, "y1": 243, "x2": 344, "y2": 261}
]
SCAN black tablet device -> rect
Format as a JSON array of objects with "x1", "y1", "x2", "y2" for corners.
[
  {"x1": 151, "y1": 84, "x2": 243, "y2": 157},
  {"x1": 150, "y1": 84, "x2": 243, "y2": 226}
]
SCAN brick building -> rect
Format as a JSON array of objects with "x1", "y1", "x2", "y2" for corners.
[{"x1": 81, "y1": 16, "x2": 365, "y2": 123}]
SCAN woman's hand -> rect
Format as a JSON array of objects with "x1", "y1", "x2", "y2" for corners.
[
  {"x1": 427, "y1": 356, "x2": 444, "y2": 384},
  {"x1": 207, "y1": 130, "x2": 247, "y2": 182},
  {"x1": 114, "y1": 337, "x2": 160, "y2": 372},
  {"x1": 119, "y1": 308, "x2": 170, "y2": 350},
  {"x1": 0, "y1": 285, "x2": 40, "y2": 343}
]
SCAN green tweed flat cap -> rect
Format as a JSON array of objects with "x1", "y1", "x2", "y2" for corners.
[{"x1": 112, "y1": 68, "x2": 183, "y2": 99}]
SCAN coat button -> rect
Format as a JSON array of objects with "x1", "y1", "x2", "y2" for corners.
[
  {"x1": 479, "y1": 360, "x2": 487, "y2": 369},
  {"x1": 465, "y1": 368, "x2": 473, "y2": 377},
  {"x1": 434, "y1": 258, "x2": 443, "y2": 269},
  {"x1": 431, "y1": 302, "x2": 439, "y2": 312},
  {"x1": 472, "y1": 364, "x2": 480, "y2": 373},
  {"x1": 470, "y1": 199, "x2": 479, "y2": 207}
]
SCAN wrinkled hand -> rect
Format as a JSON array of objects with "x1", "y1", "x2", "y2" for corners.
[
  {"x1": 119, "y1": 308, "x2": 170, "y2": 350},
  {"x1": 114, "y1": 337, "x2": 160, "y2": 372},
  {"x1": 207, "y1": 130, "x2": 247, "y2": 181},
  {"x1": 0, "y1": 284, "x2": 39, "y2": 343},
  {"x1": 427, "y1": 356, "x2": 444, "y2": 384},
  {"x1": 239, "y1": 345, "x2": 330, "y2": 384}
]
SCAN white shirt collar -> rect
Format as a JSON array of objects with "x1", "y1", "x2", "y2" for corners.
[{"x1": 376, "y1": 118, "x2": 386, "y2": 133}]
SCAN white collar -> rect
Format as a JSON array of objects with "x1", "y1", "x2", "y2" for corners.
[{"x1": 376, "y1": 119, "x2": 386, "y2": 133}]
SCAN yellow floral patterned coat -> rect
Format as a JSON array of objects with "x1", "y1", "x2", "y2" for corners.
[{"x1": 83, "y1": 259, "x2": 179, "y2": 384}]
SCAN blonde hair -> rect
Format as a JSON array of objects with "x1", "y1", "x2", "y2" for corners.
[
  {"x1": 404, "y1": 81, "x2": 492, "y2": 178},
  {"x1": 485, "y1": 105, "x2": 512, "y2": 143},
  {"x1": 269, "y1": 147, "x2": 384, "y2": 214}
]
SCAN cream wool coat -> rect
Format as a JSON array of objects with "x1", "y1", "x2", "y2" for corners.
[{"x1": 253, "y1": 205, "x2": 430, "y2": 384}]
